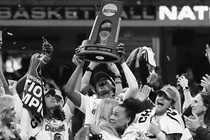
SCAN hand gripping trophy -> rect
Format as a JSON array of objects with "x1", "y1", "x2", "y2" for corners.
[{"x1": 77, "y1": 0, "x2": 124, "y2": 63}]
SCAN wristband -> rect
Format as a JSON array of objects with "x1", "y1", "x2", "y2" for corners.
[
  {"x1": 86, "y1": 67, "x2": 93, "y2": 72},
  {"x1": 183, "y1": 86, "x2": 189, "y2": 90},
  {"x1": 114, "y1": 75, "x2": 121, "y2": 78},
  {"x1": 115, "y1": 81, "x2": 122, "y2": 84},
  {"x1": 115, "y1": 78, "x2": 122, "y2": 83},
  {"x1": 145, "y1": 82, "x2": 152, "y2": 87}
]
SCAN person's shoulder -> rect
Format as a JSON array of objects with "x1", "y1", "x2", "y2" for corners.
[
  {"x1": 123, "y1": 123, "x2": 139, "y2": 136},
  {"x1": 134, "y1": 108, "x2": 154, "y2": 123},
  {"x1": 92, "y1": 97, "x2": 102, "y2": 103},
  {"x1": 137, "y1": 108, "x2": 153, "y2": 116},
  {"x1": 165, "y1": 108, "x2": 184, "y2": 126},
  {"x1": 98, "y1": 119, "x2": 112, "y2": 128}
]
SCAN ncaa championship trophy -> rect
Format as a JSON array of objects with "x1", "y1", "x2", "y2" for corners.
[{"x1": 77, "y1": 0, "x2": 123, "y2": 63}]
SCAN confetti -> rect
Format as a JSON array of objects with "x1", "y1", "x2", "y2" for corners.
[
  {"x1": 137, "y1": 0, "x2": 141, "y2": 5},
  {"x1": 21, "y1": 47, "x2": 26, "y2": 49},
  {"x1": 57, "y1": 14, "x2": 61, "y2": 18},
  {"x1": 167, "y1": 55, "x2": 170, "y2": 61},
  {"x1": 7, "y1": 32, "x2": 13, "y2": 36},
  {"x1": 64, "y1": 65, "x2": 69, "y2": 69},
  {"x1": 0, "y1": 31, "x2": 2, "y2": 41},
  {"x1": 13, "y1": 42, "x2": 16, "y2": 45}
]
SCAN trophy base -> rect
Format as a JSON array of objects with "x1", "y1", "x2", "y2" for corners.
[{"x1": 77, "y1": 44, "x2": 120, "y2": 63}]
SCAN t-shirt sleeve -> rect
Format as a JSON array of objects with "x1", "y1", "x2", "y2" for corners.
[{"x1": 78, "y1": 94, "x2": 94, "y2": 114}]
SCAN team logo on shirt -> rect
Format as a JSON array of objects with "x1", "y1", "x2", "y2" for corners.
[{"x1": 44, "y1": 119, "x2": 65, "y2": 140}]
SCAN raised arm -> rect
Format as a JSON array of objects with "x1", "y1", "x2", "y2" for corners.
[
  {"x1": 0, "y1": 67, "x2": 12, "y2": 95},
  {"x1": 177, "y1": 75, "x2": 193, "y2": 112},
  {"x1": 107, "y1": 63, "x2": 123, "y2": 97},
  {"x1": 121, "y1": 62, "x2": 138, "y2": 100},
  {"x1": 81, "y1": 61, "x2": 99, "y2": 89},
  {"x1": 205, "y1": 44, "x2": 210, "y2": 64},
  {"x1": 117, "y1": 45, "x2": 138, "y2": 100},
  {"x1": 16, "y1": 37, "x2": 53, "y2": 96},
  {"x1": 64, "y1": 54, "x2": 84, "y2": 107},
  {"x1": 200, "y1": 74, "x2": 210, "y2": 93}
]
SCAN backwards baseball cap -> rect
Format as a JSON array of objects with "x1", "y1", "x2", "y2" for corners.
[
  {"x1": 44, "y1": 88, "x2": 64, "y2": 101},
  {"x1": 93, "y1": 71, "x2": 115, "y2": 86},
  {"x1": 156, "y1": 85, "x2": 177, "y2": 101}
]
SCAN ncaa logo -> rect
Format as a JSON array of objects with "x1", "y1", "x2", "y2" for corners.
[{"x1": 102, "y1": 4, "x2": 117, "y2": 16}]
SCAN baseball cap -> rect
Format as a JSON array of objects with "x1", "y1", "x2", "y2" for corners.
[
  {"x1": 44, "y1": 88, "x2": 64, "y2": 101},
  {"x1": 93, "y1": 71, "x2": 115, "y2": 86},
  {"x1": 156, "y1": 85, "x2": 177, "y2": 101}
]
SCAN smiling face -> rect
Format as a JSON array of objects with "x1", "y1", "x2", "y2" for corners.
[
  {"x1": 155, "y1": 92, "x2": 173, "y2": 115},
  {"x1": 96, "y1": 77, "x2": 113, "y2": 97},
  {"x1": 191, "y1": 94, "x2": 206, "y2": 116},
  {"x1": 109, "y1": 106, "x2": 129, "y2": 133},
  {"x1": 44, "y1": 94, "x2": 60, "y2": 109},
  {"x1": 5, "y1": 102, "x2": 16, "y2": 123}
]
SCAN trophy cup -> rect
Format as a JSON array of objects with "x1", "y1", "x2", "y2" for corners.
[{"x1": 77, "y1": 0, "x2": 123, "y2": 63}]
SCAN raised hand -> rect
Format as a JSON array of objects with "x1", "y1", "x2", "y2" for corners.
[
  {"x1": 205, "y1": 44, "x2": 210, "y2": 64},
  {"x1": 75, "y1": 45, "x2": 83, "y2": 56},
  {"x1": 42, "y1": 37, "x2": 53, "y2": 57},
  {"x1": 8, "y1": 80, "x2": 17, "y2": 95},
  {"x1": 88, "y1": 61, "x2": 99, "y2": 70},
  {"x1": 107, "y1": 63, "x2": 120, "y2": 76},
  {"x1": 184, "y1": 113, "x2": 201, "y2": 132},
  {"x1": 177, "y1": 75, "x2": 189, "y2": 89},
  {"x1": 136, "y1": 85, "x2": 152, "y2": 101},
  {"x1": 200, "y1": 74, "x2": 210, "y2": 92},
  {"x1": 40, "y1": 37, "x2": 54, "y2": 64},
  {"x1": 146, "y1": 73, "x2": 158, "y2": 87},
  {"x1": 117, "y1": 43, "x2": 125, "y2": 64},
  {"x1": 72, "y1": 54, "x2": 84, "y2": 66}
]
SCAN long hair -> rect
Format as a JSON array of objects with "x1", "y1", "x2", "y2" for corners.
[
  {"x1": 0, "y1": 95, "x2": 15, "y2": 120},
  {"x1": 170, "y1": 86, "x2": 182, "y2": 114},
  {"x1": 94, "y1": 98, "x2": 118, "y2": 125},
  {"x1": 53, "y1": 107, "x2": 66, "y2": 121},
  {"x1": 199, "y1": 92, "x2": 210, "y2": 125}
]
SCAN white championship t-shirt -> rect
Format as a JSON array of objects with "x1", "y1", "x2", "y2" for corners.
[
  {"x1": 78, "y1": 94, "x2": 102, "y2": 124},
  {"x1": 21, "y1": 103, "x2": 73, "y2": 140},
  {"x1": 135, "y1": 108, "x2": 185, "y2": 135}
]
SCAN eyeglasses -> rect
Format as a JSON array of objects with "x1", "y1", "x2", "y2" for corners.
[{"x1": 157, "y1": 92, "x2": 172, "y2": 100}]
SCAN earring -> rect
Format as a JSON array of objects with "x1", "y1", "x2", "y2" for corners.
[
  {"x1": 126, "y1": 122, "x2": 128, "y2": 128},
  {"x1": 204, "y1": 108, "x2": 207, "y2": 113}
]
